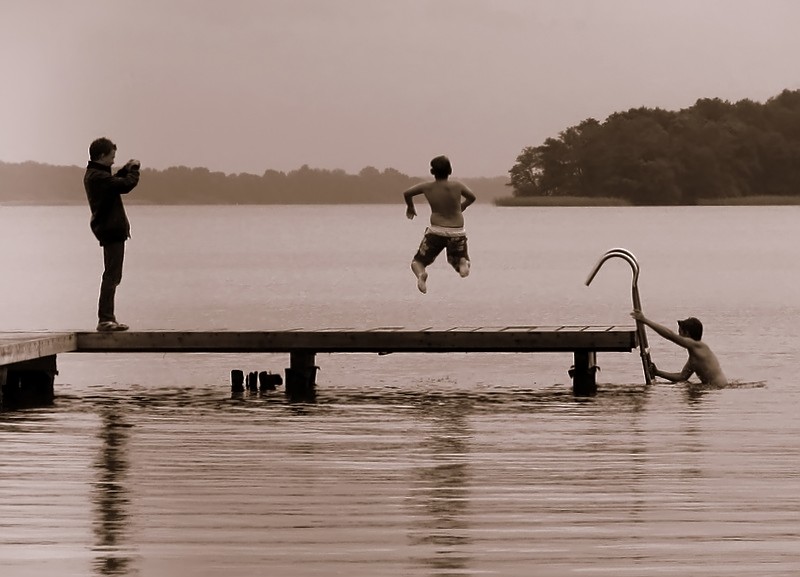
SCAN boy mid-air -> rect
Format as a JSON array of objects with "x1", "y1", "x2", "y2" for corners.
[
  {"x1": 631, "y1": 310, "x2": 728, "y2": 387},
  {"x1": 403, "y1": 155, "x2": 476, "y2": 294}
]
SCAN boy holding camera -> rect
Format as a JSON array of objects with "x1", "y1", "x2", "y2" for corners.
[{"x1": 84, "y1": 137, "x2": 140, "y2": 331}]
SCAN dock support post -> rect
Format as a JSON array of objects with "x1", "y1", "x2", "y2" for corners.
[
  {"x1": 285, "y1": 351, "x2": 317, "y2": 400},
  {"x1": 1, "y1": 355, "x2": 57, "y2": 408},
  {"x1": 570, "y1": 350, "x2": 598, "y2": 396},
  {"x1": 231, "y1": 369, "x2": 245, "y2": 394},
  {"x1": 246, "y1": 371, "x2": 259, "y2": 393},
  {"x1": 258, "y1": 371, "x2": 282, "y2": 392}
]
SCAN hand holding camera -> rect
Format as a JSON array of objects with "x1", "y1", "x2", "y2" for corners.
[{"x1": 126, "y1": 159, "x2": 141, "y2": 170}]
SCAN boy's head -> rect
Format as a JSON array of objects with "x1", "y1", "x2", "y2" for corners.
[
  {"x1": 678, "y1": 317, "x2": 703, "y2": 341},
  {"x1": 430, "y1": 155, "x2": 452, "y2": 179},
  {"x1": 89, "y1": 137, "x2": 117, "y2": 164}
]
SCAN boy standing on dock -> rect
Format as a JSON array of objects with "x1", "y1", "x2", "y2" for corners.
[
  {"x1": 631, "y1": 310, "x2": 728, "y2": 387},
  {"x1": 403, "y1": 155, "x2": 476, "y2": 294},
  {"x1": 84, "y1": 137, "x2": 140, "y2": 332}
]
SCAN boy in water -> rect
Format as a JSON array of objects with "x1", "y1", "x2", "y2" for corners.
[
  {"x1": 631, "y1": 310, "x2": 727, "y2": 386},
  {"x1": 403, "y1": 156, "x2": 476, "y2": 294}
]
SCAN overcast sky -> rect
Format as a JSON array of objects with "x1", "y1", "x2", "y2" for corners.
[{"x1": 2, "y1": 0, "x2": 798, "y2": 177}]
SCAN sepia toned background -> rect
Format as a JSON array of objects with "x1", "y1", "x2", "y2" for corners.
[{"x1": 2, "y1": 0, "x2": 799, "y2": 177}]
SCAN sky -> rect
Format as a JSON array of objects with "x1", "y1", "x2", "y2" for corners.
[{"x1": 2, "y1": 0, "x2": 799, "y2": 177}]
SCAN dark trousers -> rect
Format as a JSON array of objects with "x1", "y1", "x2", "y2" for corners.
[{"x1": 98, "y1": 241, "x2": 125, "y2": 323}]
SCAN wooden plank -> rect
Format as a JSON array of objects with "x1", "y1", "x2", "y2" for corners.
[
  {"x1": 0, "y1": 333, "x2": 77, "y2": 366},
  {"x1": 74, "y1": 327, "x2": 636, "y2": 354},
  {"x1": 2, "y1": 326, "x2": 637, "y2": 366}
]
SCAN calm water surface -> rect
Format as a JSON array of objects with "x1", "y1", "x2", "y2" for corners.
[{"x1": 1, "y1": 205, "x2": 799, "y2": 576}]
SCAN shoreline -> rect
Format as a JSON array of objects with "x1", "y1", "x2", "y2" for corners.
[
  {"x1": 493, "y1": 195, "x2": 800, "y2": 207},
  {"x1": 4, "y1": 197, "x2": 800, "y2": 208}
]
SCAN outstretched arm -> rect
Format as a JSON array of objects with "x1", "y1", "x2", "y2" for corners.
[{"x1": 631, "y1": 310, "x2": 695, "y2": 350}]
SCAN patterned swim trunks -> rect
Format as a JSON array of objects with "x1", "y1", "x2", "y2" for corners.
[{"x1": 413, "y1": 226, "x2": 470, "y2": 270}]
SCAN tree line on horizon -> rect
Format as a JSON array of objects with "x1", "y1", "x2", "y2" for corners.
[
  {"x1": 6, "y1": 89, "x2": 799, "y2": 207},
  {"x1": 0, "y1": 161, "x2": 509, "y2": 205},
  {"x1": 508, "y1": 89, "x2": 800, "y2": 204}
]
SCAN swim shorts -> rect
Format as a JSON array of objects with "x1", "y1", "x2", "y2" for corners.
[{"x1": 413, "y1": 227, "x2": 470, "y2": 270}]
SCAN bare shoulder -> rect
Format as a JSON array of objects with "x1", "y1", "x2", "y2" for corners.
[
  {"x1": 449, "y1": 179, "x2": 476, "y2": 197},
  {"x1": 687, "y1": 339, "x2": 717, "y2": 363},
  {"x1": 404, "y1": 181, "x2": 431, "y2": 195},
  {"x1": 689, "y1": 339, "x2": 712, "y2": 353}
]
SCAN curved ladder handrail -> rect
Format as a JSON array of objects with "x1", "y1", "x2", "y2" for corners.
[{"x1": 585, "y1": 248, "x2": 653, "y2": 384}]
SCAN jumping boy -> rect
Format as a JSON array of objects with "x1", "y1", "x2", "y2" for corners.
[
  {"x1": 403, "y1": 155, "x2": 476, "y2": 294},
  {"x1": 631, "y1": 310, "x2": 727, "y2": 386}
]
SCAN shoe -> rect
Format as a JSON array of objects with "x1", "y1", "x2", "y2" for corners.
[{"x1": 97, "y1": 321, "x2": 129, "y2": 332}]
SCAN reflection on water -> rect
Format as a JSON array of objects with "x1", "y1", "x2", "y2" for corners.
[
  {"x1": 0, "y1": 377, "x2": 797, "y2": 577},
  {"x1": 3, "y1": 200, "x2": 800, "y2": 575},
  {"x1": 407, "y1": 394, "x2": 473, "y2": 573},
  {"x1": 92, "y1": 407, "x2": 134, "y2": 576}
]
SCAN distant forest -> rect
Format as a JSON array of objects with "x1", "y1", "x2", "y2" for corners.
[
  {"x1": 0, "y1": 162, "x2": 509, "y2": 205},
  {"x1": 508, "y1": 89, "x2": 800, "y2": 205},
  {"x1": 5, "y1": 89, "x2": 799, "y2": 207}
]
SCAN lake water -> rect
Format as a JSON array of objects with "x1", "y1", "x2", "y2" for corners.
[{"x1": 1, "y1": 204, "x2": 799, "y2": 576}]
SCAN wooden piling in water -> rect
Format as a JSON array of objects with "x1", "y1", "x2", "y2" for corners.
[
  {"x1": 231, "y1": 369, "x2": 245, "y2": 393},
  {"x1": 570, "y1": 350, "x2": 598, "y2": 396},
  {"x1": 0, "y1": 366, "x2": 6, "y2": 406},
  {"x1": 258, "y1": 371, "x2": 282, "y2": 392},
  {"x1": 285, "y1": 351, "x2": 318, "y2": 399},
  {"x1": 246, "y1": 371, "x2": 259, "y2": 392}
]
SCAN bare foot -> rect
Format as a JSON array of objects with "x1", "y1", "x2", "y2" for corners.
[
  {"x1": 417, "y1": 271, "x2": 428, "y2": 294},
  {"x1": 411, "y1": 261, "x2": 428, "y2": 294},
  {"x1": 458, "y1": 259, "x2": 470, "y2": 278}
]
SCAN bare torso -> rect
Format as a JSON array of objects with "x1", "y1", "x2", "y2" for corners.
[
  {"x1": 687, "y1": 343, "x2": 727, "y2": 386},
  {"x1": 422, "y1": 180, "x2": 468, "y2": 227}
]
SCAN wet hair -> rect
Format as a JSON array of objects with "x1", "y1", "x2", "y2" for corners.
[
  {"x1": 430, "y1": 155, "x2": 452, "y2": 179},
  {"x1": 89, "y1": 137, "x2": 116, "y2": 161},
  {"x1": 678, "y1": 317, "x2": 703, "y2": 341}
]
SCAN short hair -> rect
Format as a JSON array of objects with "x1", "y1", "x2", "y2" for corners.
[
  {"x1": 430, "y1": 155, "x2": 452, "y2": 179},
  {"x1": 678, "y1": 317, "x2": 703, "y2": 340},
  {"x1": 89, "y1": 137, "x2": 116, "y2": 161}
]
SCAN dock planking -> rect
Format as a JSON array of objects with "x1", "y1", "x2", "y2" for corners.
[
  {"x1": 73, "y1": 325, "x2": 636, "y2": 353},
  {"x1": 0, "y1": 332, "x2": 76, "y2": 366},
  {"x1": 1, "y1": 326, "x2": 638, "y2": 400}
]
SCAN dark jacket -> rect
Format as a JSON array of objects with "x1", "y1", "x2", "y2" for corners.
[{"x1": 84, "y1": 161, "x2": 140, "y2": 245}]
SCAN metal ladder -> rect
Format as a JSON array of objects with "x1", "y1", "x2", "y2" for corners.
[{"x1": 585, "y1": 248, "x2": 653, "y2": 385}]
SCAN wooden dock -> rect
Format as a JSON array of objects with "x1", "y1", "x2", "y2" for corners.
[{"x1": 0, "y1": 326, "x2": 638, "y2": 403}]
